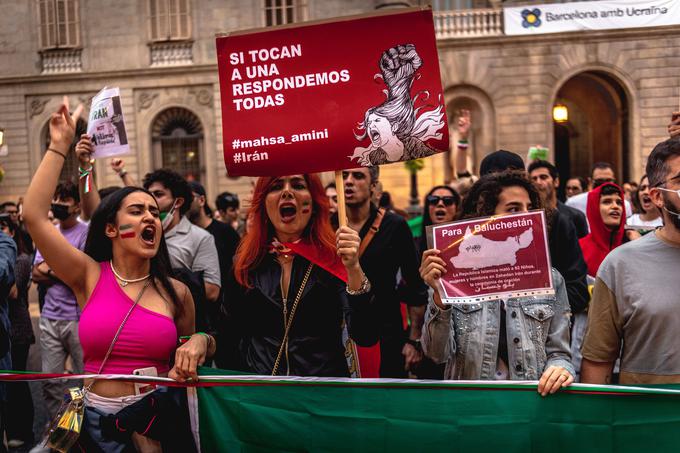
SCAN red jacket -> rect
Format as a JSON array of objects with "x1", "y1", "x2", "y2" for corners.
[{"x1": 578, "y1": 183, "x2": 626, "y2": 277}]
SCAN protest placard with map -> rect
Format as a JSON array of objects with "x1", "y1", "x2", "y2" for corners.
[{"x1": 427, "y1": 211, "x2": 553, "y2": 303}]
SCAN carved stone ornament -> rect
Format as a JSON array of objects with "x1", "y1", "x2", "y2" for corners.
[
  {"x1": 29, "y1": 99, "x2": 49, "y2": 118},
  {"x1": 138, "y1": 92, "x2": 159, "y2": 112},
  {"x1": 189, "y1": 88, "x2": 212, "y2": 106}
]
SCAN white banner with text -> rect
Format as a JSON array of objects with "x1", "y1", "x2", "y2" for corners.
[{"x1": 504, "y1": 0, "x2": 680, "y2": 36}]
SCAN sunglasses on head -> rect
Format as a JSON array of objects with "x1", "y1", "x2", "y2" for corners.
[{"x1": 427, "y1": 195, "x2": 456, "y2": 206}]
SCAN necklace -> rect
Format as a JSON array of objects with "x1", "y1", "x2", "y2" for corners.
[{"x1": 110, "y1": 260, "x2": 151, "y2": 287}]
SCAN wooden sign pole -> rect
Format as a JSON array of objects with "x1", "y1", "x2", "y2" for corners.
[{"x1": 335, "y1": 170, "x2": 347, "y2": 227}]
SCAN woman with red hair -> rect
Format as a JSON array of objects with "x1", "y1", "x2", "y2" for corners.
[{"x1": 215, "y1": 174, "x2": 377, "y2": 376}]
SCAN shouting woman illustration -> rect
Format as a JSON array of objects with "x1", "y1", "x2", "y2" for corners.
[{"x1": 351, "y1": 44, "x2": 445, "y2": 166}]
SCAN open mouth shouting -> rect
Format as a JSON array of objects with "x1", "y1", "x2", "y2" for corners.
[
  {"x1": 433, "y1": 208, "x2": 448, "y2": 223},
  {"x1": 140, "y1": 225, "x2": 157, "y2": 247},
  {"x1": 279, "y1": 202, "x2": 297, "y2": 224},
  {"x1": 641, "y1": 195, "x2": 652, "y2": 210},
  {"x1": 369, "y1": 128, "x2": 381, "y2": 145}
]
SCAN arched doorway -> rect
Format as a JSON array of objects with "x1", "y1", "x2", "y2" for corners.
[
  {"x1": 552, "y1": 71, "x2": 629, "y2": 195},
  {"x1": 151, "y1": 107, "x2": 204, "y2": 182}
]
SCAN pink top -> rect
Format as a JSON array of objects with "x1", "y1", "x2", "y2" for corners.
[{"x1": 79, "y1": 262, "x2": 177, "y2": 374}]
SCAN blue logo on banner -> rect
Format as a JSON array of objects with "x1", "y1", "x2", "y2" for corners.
[{"x1": 521, "y1": 9, "x2": 542, "y2": 28}]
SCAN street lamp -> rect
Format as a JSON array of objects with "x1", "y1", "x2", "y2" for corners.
[{"x1": 552, "y1": 104, "x2": 568, "y2": 123}]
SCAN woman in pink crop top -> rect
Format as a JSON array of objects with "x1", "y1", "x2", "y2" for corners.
[{"x1": 23, "y1": 99, "x2": 215, "y2": 450}]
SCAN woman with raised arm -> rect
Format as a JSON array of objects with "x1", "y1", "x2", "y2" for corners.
[{"x1": 22, "y1": 98, "x2": 209, "y2": 451}]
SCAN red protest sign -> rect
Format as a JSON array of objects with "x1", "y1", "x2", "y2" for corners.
[
  {"x1": 216, "y1": 8, "x2": 448, "y2": 176},
  {"x1": 427, "y1": 211, "x2": 554, "y2": 303}
]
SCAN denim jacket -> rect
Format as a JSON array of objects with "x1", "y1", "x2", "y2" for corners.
[{"x1": 422, "y1": 268, "x2": 574, "y2": 380}]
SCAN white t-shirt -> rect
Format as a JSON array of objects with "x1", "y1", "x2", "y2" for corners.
[{"x1": 626, "y1": 214, "x2": 663, "y2": 229}]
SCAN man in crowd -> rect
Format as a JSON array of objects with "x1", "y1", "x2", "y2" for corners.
[
  {"x1": 0, "y1": 202, "x2": 18, "y2": 225},
  {"x1": 342, "y1": 166, "x2": 429, "y2": 377},
  {"x1": 529, "y1": 160, "x2": 588, "y2": 238},
  {"x1": 581, "y1": 137, "x2": 680, "y2": 384},
  {"x1": 528, "y1": 160, "x2": 589, "y2": 314},
  {"x1": 187, "y1": 181, "x2": 242, "y2": 368},
  {"x1": 143, "y1": 169, "x2": 221, "y2": 304},
  {"x1": 216, "y1": 191, "x2": 244, "y2": 236},
  {"x1": 325, "y1": 183, "x2": 338, "y2": 217},
  {"x1": 565, "y1": 177, "x2": 587, "y2": 199},
  {"x1": 479, "y1": 149, "x2": 525, "y2": 176},
  {"x1": 32, "y1": 182, "x2": 88, "y2": 421},
  {"x1": 566, "y1": 162, "x2": 632, "y2": 217}
]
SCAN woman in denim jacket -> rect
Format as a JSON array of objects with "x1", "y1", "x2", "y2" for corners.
[{"x1": 420, "y1": 171, "x2": 575, "y2": 396}]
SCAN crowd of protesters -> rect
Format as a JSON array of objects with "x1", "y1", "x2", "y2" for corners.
[{"x1": 0, "y1": 99, "x2": 679, "y2": 451}]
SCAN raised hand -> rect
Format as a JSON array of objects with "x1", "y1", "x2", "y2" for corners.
[
  {"x1": 111, "y1": 157, "x2": 126, "y2": 174},
  {"x1": 75, "y1": 134, "x2": 94, "y2": 166},
  {"x1": 457, "y1": 109, "x2": 471, "y2": 140},
  {"x1": 49, "y1": 96, "x2": 83, "y2": 154}
]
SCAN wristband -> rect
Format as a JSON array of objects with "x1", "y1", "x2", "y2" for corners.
[
  {"x1": 118, "y1": 169, "x2": 128, "y2": 178},
  {"x1": 457, "y1": 139, "x2": 469, "y2": 149},
  {"x1": 456, "y1": 170, "x2": 472, "y2": 178},
  {"x1": 78, "y1": 165, "x2": 94, "y2": 194},
  {"x1": 47, "y1": 148, "x2": 67, "y2": 159}
]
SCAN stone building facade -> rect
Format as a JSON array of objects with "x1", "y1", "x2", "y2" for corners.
[{"x1": 0, "y1": 0, "x2": 679, "y2": 209}]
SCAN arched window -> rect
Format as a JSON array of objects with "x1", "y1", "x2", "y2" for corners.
[
  {"x1": 151, "y1": 107, "x2": 204, "y2": 182},
  {"x1": 41, "y1": 118, "x2": 87, "y2": 183}
]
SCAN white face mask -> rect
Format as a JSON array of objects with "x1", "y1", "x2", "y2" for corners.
[
  {"x1": 160, "y1": 199, "x2": 178, "y2": 230},
  {"x1": 658, "y1": 188, "x2": 680, "y2": 219}
]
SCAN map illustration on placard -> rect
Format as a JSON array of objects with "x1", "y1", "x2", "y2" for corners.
[
  {"x1": 451, "y1": 226, "x2": 534, "y2": 269},
  {"x1": 427, "y1": 211, "x2": 553, "y2": 303}
]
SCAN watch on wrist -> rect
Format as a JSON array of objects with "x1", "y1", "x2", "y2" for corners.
[{"x1": 405, "y1": 338, "x2": 422, "y2": 351}]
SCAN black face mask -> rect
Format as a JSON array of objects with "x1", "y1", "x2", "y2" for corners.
[{"x1": 51, "y1": 203, "x2": 71, "y2": 221}]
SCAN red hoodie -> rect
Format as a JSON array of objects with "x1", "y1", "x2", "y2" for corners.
[{"x1": 578, "y1": 183, "x2": 626, "y2": 277}]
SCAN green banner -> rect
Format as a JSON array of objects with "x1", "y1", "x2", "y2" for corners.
[{"x1": 196, "y1": 369, "x2": 680, "y2": 452}]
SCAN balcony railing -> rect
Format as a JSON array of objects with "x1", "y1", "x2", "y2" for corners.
[
  {"x1": 40, "y1": 48, "x2": 83, "y2": 74},
  {"x1": 434, "y1": 9, "x2": 503, "y2": 39},
  {"x1": 149, "y1": 41, "x2": 193, "y2": 67}
]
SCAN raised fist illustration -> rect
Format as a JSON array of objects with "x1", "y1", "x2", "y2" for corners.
[{"x1": 379, "y1": 44, "x2": 422, "y2": 87}]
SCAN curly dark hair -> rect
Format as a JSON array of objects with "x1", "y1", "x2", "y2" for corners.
[
  {"x1": 460, "y1": 170, "x2": 543, "y2": 219},
  {"x1": 142, "y1": 169, "x2": 194, "y2": 217}
]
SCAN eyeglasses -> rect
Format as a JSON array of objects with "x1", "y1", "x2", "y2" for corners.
[
  {"x1": 426, "y1": 195, "x2": 456, "y2": 206},
  {"x1": 657, "y1": 187, "x2": 680, "y2": 198}
]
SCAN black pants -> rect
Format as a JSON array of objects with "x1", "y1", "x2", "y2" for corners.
[
  {"x1": 6, "y1": 343, "x2": 34, "y2": 443},
  {"x1": 379, "y1": 336, "x2": 408, "y2": 378}
]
